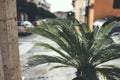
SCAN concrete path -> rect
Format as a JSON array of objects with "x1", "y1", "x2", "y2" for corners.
[
  {"x1": 19, "y1": 34, "x2": 120, "y2": 80},
  {"x1": 19, "y1": 42, "x2": 34, "y2": 56}
]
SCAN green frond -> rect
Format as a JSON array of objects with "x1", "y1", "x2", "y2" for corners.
[
  {"x1": 57, "y1": 26, "x2": 86, "y2": 60},
  {"x1": 34, "y1": 42, "x2": 73, "y2": 60},
  {"x1": 91, "y1": 22, "x2": 117, "y2": 51},
  {"x1": 28, "y1": 55, "x2": 78, "y2": 68},
  {"x1": 97, "y1": 67, "x2": 120, "y2": 79},
  {"x1": 91, "y1": 35, "x2": 113, "y2": 51},
  {"x1": 34, "y1": 42, "x2": 83, "y2": 68},
  {"x1": 29, "y1": 20, "x2": 90, "y2": 64},
  {"x1": 49, "y1": 65, "x2": 68, "y2": 71},
  {"x1": 78, "y1": 23, "x2": 90, "y2": 35},
  {"x1": 94, "y1": 21, "x2": 117, "y2": 39},
  {"x1": 91, "y1": 44, "x2": 120, "y2": 66},
  {"x1": 28, "y1": 27, "x2": 70, "y2": 51}
]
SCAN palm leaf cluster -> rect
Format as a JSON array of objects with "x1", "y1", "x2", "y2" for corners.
[{"x1": 28, "y1": 18, "x2": 120, "y2": 80}]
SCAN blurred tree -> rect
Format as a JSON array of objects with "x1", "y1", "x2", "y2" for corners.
[
  {"x1": 37, "y1": 7, "x2": 44, "y2": 19},
  {"x1": 16, "y1": 0, "x2": 27, "y2": 20},
  {"x1": 37, "y1": 7, "x2": 56, "y2": 19},
  {"x1": 16, "y1": 0, "x2": 56, "y2": 22},
  {"x1": 43, "y1": 9, "x2": 56, "y2": 18},
  {"x1": 26, "y1": 2, "x2": 38, "y2": 22},
  {"x1": 16, "y1": 0, "x2": 27, "y2": 13}
]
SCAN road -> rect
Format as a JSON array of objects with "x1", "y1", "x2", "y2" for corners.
[{"x1": 18, "y1": 34, "x2": 120, "y2": 80}]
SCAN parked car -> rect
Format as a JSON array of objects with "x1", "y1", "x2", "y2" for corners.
[
  {"x1": 109, "y1": 26, "x2": 120, "y2": 44},
  {"x1": 93, "y1": 17, "x2": 120, "y2": 44},
  {"x1": 18, "y1": 21, "x2": 34, "y2": 34}
]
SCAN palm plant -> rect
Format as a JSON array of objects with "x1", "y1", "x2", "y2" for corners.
[{"x1": 27, "y1": 18, "x2": 120, "y2": 80}]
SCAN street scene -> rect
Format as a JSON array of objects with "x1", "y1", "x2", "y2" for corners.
[{"x1": 0, "y1": 0, "x2": 120, "y2": 80}]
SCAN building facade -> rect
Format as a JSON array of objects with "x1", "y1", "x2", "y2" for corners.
[
  {"x1": 73, "y1": 0, "x2": 120, "y2": 30},
  {"x1": 54, "y1": 11, "x2": 67, "y2": 19},
  {"x1": 27, "y1": 0, "x2": 50, "y2": 11}
]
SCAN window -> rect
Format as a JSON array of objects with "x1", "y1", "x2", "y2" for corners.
[{"x1": 113, "y1": 0, "x2": 120, "y2": 9}]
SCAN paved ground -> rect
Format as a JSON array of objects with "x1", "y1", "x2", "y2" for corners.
[
  {"x1": 19, "y1": 34, "x2": 76, "y2": 80},
  {"x1": 19, "y1": 34, "x2": 120, "y2": 80}
]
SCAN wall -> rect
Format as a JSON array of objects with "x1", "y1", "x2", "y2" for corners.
[
  {"x1": 74, "y1": 0, "x2": 84, "y2": 21},
  {"x1": 94, "y1": 0, "x2": 120, "y2": 20},
  {"x1": 88, "y1": 0, "x2": 120, "y2": 30}
]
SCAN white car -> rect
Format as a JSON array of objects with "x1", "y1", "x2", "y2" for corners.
[
  {"x1": 18, "y1": 21, "x2": 34, "y2": 34},
  {"x1": 110, "y1": 26, "x2": 120, "y2": 44}
]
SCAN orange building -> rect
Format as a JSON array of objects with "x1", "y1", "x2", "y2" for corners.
[{"x1": 73, "y1": 0, "x2": 120, "y2": 31}]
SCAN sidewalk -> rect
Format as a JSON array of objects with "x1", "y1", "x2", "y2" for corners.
[
  {"x1": 19, "y1": 38, "x2": 76, "y2": 80},
  {"x1": 19, "y1": 35, "x2": 120, "y2": 80},
  {"x1": 20, "y1": 50, "x2": 76, "y2": 80},
  {"x1": 19, "y1": 42, "x2": 34, "y2": 56},
  {"x1": 20, "y1": 45, "x2": 120, "y2": 80}
]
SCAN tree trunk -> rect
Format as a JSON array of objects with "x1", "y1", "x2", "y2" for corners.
[{"x1": 0, "y1": 0, "x2": 21, "y2": 80}]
